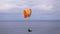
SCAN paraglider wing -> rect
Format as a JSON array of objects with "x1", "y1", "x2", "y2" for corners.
[{"x1": 24, "y1": 8, "x2": 32, "y2": 18}]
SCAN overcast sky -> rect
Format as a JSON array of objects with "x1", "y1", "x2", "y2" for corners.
[{"x1": 0, "y1": 0, "x2": 60, "y2": 20}]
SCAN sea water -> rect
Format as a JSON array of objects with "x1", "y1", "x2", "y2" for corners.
[{"x1": 0, "y1": 21, "x2": 60, "y2": 34}]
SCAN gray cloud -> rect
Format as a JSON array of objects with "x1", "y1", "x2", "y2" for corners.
[{"x1": 0, "y1": 0, "x2": 60, "y2": 20}]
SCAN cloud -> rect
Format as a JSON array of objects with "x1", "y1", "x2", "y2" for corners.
[
  {"x1": 0, "y1": 0, "x2": 54, "y2": 10},
  {"x1": 28, "y1": 0, "x2": 54, "y2": 10},
  {"x1": 33, "y1": 4, "x2": 53, "y2": 10},
  {"x1": 0, "y1": 0, "x2": 60, "y2": 20},
  {"x1": 0, "y1": 0, "x2": 17, "y2": 10}
]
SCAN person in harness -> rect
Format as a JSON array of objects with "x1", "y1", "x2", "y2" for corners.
[{"x1": 28, "y1": 28, "x2": 32, "y2": 32}]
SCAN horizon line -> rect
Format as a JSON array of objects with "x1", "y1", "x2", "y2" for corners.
[{"x1": 0, "y1": 20, "x2": 60, "y2": 22}]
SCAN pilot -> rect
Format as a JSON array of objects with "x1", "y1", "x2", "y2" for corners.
[{"x1": 28, "y1": 28, "x2": 32, "y2": 32}]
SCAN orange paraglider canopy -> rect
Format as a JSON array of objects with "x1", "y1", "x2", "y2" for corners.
[{"x1": 24, "y1": 8, "x2": 32, "y2": 18}]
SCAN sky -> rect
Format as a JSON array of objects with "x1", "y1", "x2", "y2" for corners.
[{"x1": 0, "y1": 0, "x2": 60, "y2": 20}]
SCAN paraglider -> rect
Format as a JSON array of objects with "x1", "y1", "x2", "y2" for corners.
[
  {"x1": 24, "y1": 8, "x2": 32, "y2": 18},
  {"x1": 23, "y1": 8, "x2": 32, "y2": 32}
]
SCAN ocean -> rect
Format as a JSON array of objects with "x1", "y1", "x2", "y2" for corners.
[{"x1": 0, "y1": 20, "x2": 60, "y2": 34}]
